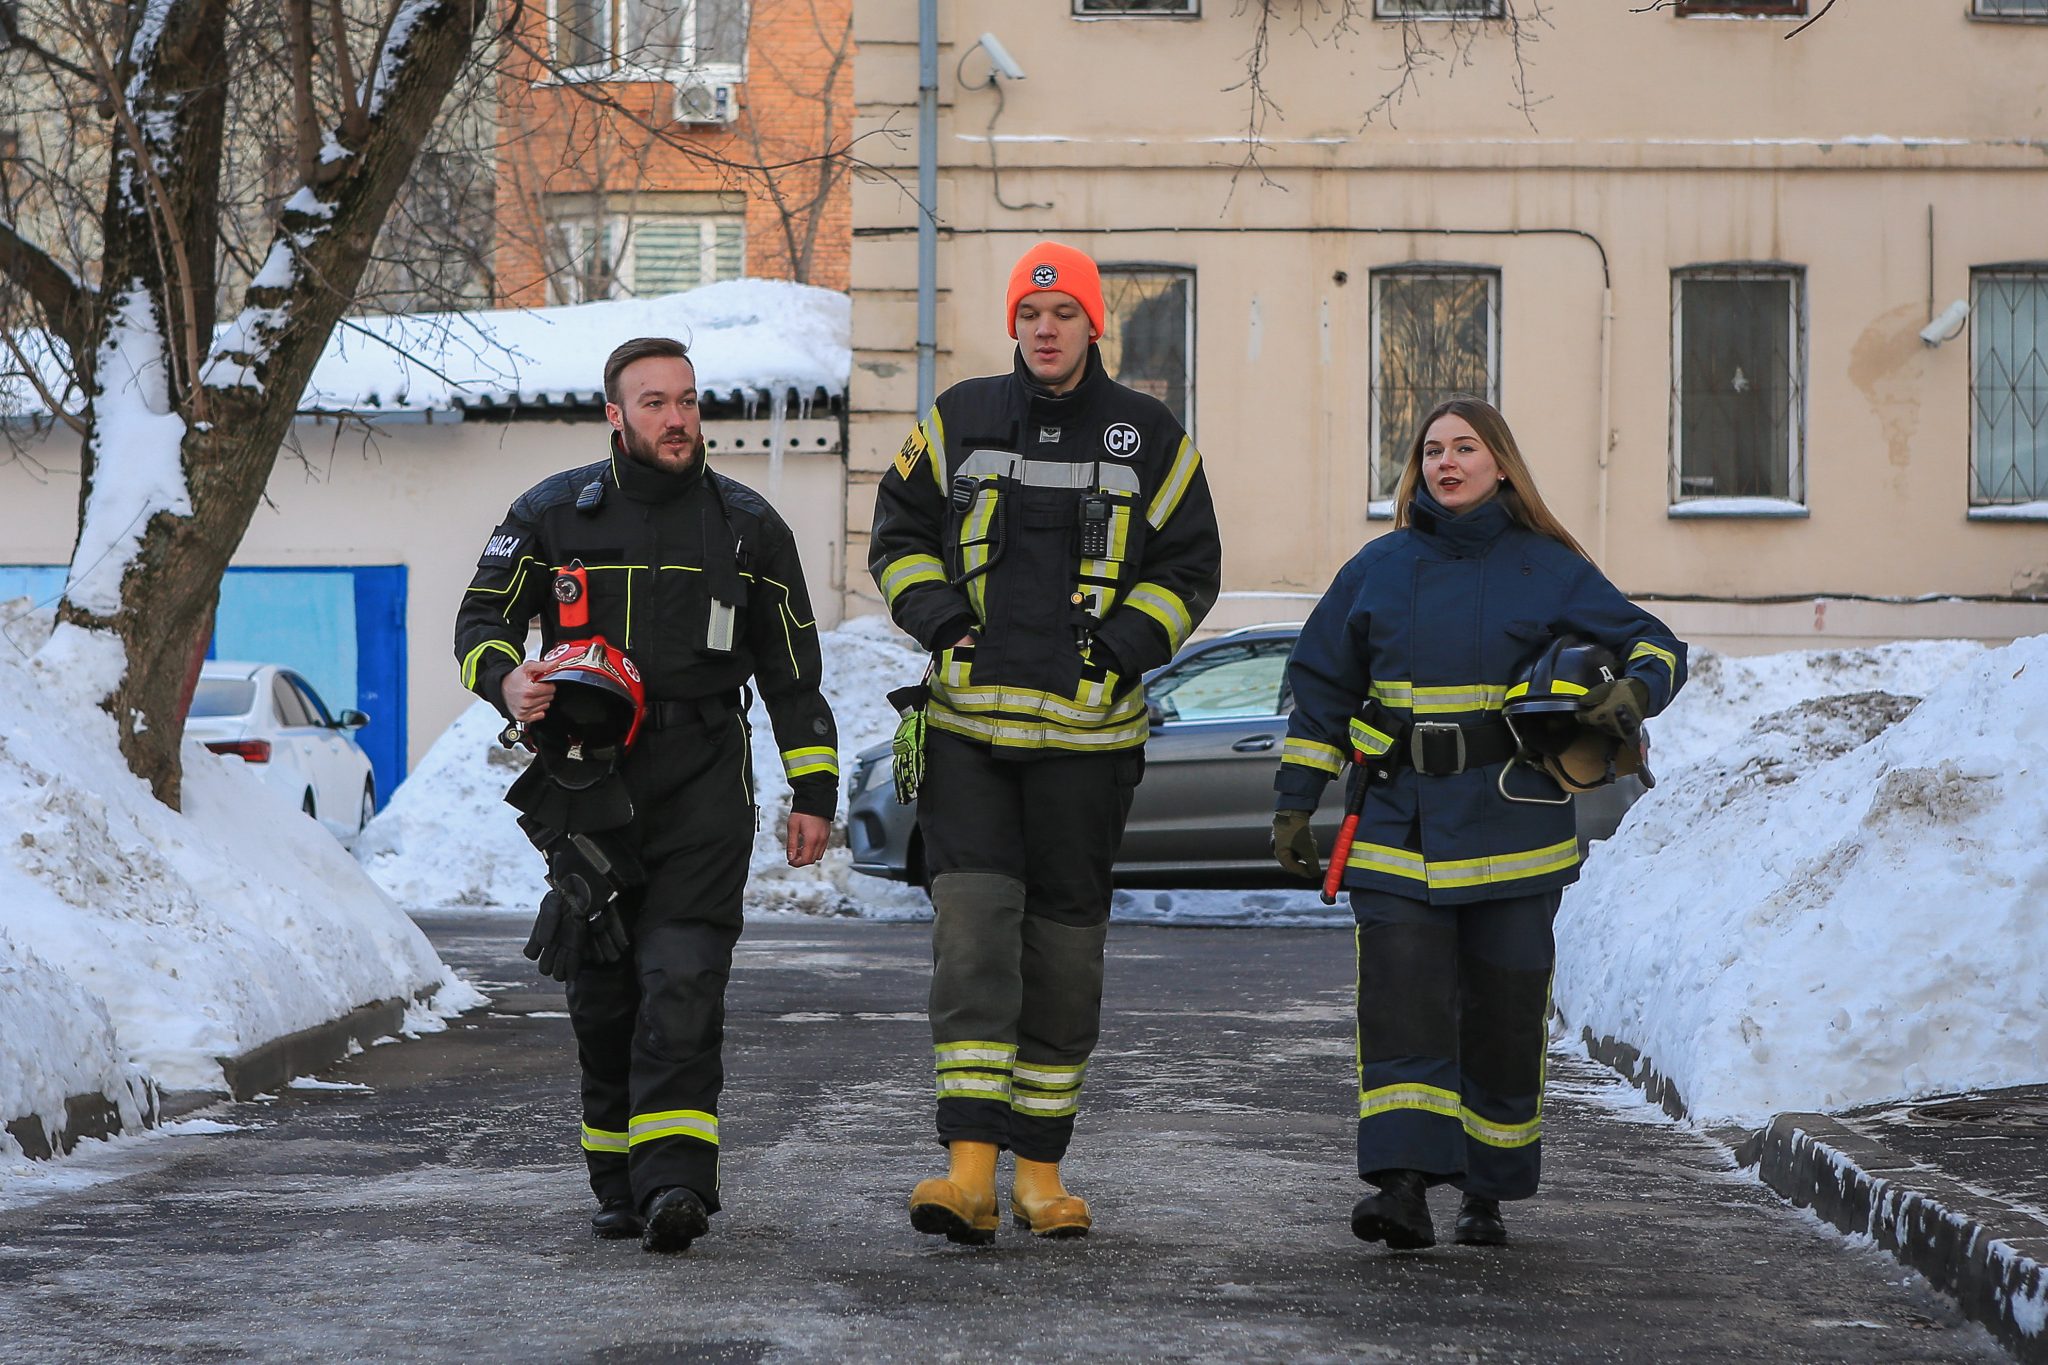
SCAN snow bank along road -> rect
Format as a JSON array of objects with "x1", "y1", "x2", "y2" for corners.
[{"x1": 0, "y1": 918, "x2": 2006, "y2": 1365}]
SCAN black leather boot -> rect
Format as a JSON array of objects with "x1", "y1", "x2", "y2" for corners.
[
  {"x1": 1350, "y1": 1169, "x2": 1435, "y2": 1249},
  {"x1": 1454, "y1": 1193, "x2": 1508, "y2": 1246},
  {"x1": 591, "y1": 1195, "x2": 643, "y2": 1240},
  {"x1": 640, "y1": 1186, "x2": 710, "y2": 1254}
]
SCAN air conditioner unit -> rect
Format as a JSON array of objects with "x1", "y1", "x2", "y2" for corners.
[{"x1": 672, "y1": 77, "x2": 737, "y2": 127}]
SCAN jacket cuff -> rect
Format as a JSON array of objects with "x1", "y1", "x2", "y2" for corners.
[
  {"x1": 475, "y1": 657, "x2": 518, "y2": 718},
  {"x1": 789, "y1": 780, "x2": 838, "y2": 821},
  {"x1": 1273, "y1": 766, "x2": 1329, "y2": 808}
]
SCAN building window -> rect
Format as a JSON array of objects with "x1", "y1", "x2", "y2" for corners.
[
  {"x1": 1073, "y1": 0, "x2": 1198, "y2": 15},
  {"x1": 551, "y1": 0, "x2": 748, "y2": 79},
  {"x1": 1099, "y1": 268, "x2": 1195, "y2": 434},
  {"x1": 1672, "y1": 2, "x2": 1805, "y2": 13},
  {"x1": 1973, "y1": 0, "x2": 2048, "y2": 17},
  {"x1": 1375, "y1": 0, "x2": 1505, "y2": 17},
  {"x1": 1971, "y1": 269, "x2": 2048, "y2": 508},
  {"x1": 1370, "y1": 267, "x2": 1500, "y2": 505},
  {"x1": 1670, "y1": 267, "x2": 1805, "y2": 509},
  {"x1": 551, "y1": 213, "x2": 745, "y2": 303}
]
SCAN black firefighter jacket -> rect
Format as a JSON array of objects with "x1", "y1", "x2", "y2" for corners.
[
  {"x1": 453, "y1": 441, "x2": 839, "y2": 818},
  {"x1": 869, "y1": 348, "x2": 1222, "y2": 756},
  {"x1": 1277, "y1": 489, "x2": 1687, "y2": 905}
]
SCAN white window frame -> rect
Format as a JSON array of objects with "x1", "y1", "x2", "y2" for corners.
[
  {"x1": 1098, "y1": 264, "x2": 1197, "y2": 439},
  {"x1": 551, "y1": 212, "x2": 744, "y2": 304},
  {"x1": 1374, "y1": 0, "x2": 1505, "y2": 18},
  {"x1": 545, "y1": 0, "x2": 748, "y2": 84},
  {"x1": 1368, "y1": 265, "x2": 1501, "y2": 517},
  {"x1": 1072, "y1": 0, "x2": 1200, "y2": 17},
  {"x1": 1668, "y1": 265, "x2": 1808, "y2": 516},
  {"x1": 1968, "y1": 265, "x2": 2048, "y2": 518},
  {"x1": 1971, "y1": 0, "x2": 2048, "y2": 20}
]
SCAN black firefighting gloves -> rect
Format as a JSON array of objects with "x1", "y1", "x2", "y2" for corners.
[
  {"x1": 1271, "y1": 809, "x2": 1320, "y2": 880},
  {"x1": 522, "y1": 836, "x2": 635, "y2": 982},
  {"x1": 1579, "y1": 677, "x2": 1649, "y2": 739}
]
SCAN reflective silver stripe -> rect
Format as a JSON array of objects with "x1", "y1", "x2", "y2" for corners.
[
  {"x1": 580, "y1": 1124, "x2": 630, "y2": 1154},
  {"x1": 1123, "y1": 582, "x2": 1194, "y2": 652},
  {"x1": 956, "y1": 450, "x2": 1142, "y2": 494},
  {"x1": 1012, "y1": 1062, "x2": 1085, "y2": 1087},
  {"x1": 1282, "y1": 737, "x2": 1345, "y2": 774},
  {"x1": 1147, "y1": 436, "x2": 1200, "y2": 529},
  {"x1": 1010, "y1": 1092, "x2": 1081, "y2": 1116},
  {"x1": 927, "y1": 705, "x2": 1150, "y2": 751},
  {"x1": 934, "y1": 682, "x2": 1148, "y2": 728},
  {"x1": 937, "y1": 1075, "x2": 1012, "y2": 1098},
  {"x1": 935, "y1": 1045, "x2": 1016, "y2": 1068},
  {"x1": 880, "y1": 553, "x2": 947, "y2": 605}
]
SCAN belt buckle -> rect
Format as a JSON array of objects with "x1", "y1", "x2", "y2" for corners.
[{"x1": 1409, "y1": 722, "x2": 1466, "y2": 777}]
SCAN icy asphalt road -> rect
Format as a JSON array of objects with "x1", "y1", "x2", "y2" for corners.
[{"x1": 0, "y1": 915, "x2": 2005, "y2": 1365}]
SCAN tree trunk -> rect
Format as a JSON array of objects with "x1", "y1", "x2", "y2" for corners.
[{"x1": 55, "y1": 0, "x2": 489, "y2": 808}]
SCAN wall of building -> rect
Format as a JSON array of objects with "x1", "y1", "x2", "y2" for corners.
[
  {"x1": 845, "y1": 0, "x2": 2048, "y2": 647},
  {"x1": 0, "y1": 414, "x2": 846, "y2": 772}
]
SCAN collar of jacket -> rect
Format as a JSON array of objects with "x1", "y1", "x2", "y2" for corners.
[
  {"x1": 1010, "y1": 343, "x2": 1108, "y2": 420},
  {"x1": 1409, "y1": 486, "x2": 1515, "y2": 557},
  {"x1": 609, "y1": 434, "x2": 707, "y2": 504}
]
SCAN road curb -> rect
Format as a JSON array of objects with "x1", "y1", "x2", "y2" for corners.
[
  {"x1": 4, "y1": 984, "x2": 441, "y2": 1159},
  {"x1": 1752, "y1": 1112, "x2": 2048, "y2": 1363}
]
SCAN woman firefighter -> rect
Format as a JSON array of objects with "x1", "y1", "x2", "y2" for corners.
[{"x1": 1273, "y1": 395, "x2": 1687, "y2": 1249}]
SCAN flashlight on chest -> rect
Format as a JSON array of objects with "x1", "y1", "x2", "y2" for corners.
[{"x1": 553, "y1": 560, "x2": 590, "y2": 630}]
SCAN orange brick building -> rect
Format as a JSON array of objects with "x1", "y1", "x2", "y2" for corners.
[{"x1": 495, "y1": 0, "x2": 853, "y2": 306}]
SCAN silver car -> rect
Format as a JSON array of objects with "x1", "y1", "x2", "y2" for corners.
[{"x1": 846, "y1": 623, "x2": 1642, "y2": 888}]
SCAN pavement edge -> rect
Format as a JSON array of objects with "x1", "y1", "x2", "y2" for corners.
[
  {"x1": 1754, "y1": 1112, "x2": 2048, "y2": 1363},
  {"x1": 4, "y1": 983, "x2": 444, "y2": 1159}
]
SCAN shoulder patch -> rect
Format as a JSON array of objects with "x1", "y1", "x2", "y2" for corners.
[
  {"x1": 894, "y1": 423, "x2": 931, "y2": 481},
  {"x1": 477, "y1": 523, "x2": 526, "y2": 569}
]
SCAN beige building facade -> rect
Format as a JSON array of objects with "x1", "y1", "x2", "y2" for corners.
[{"x1": 845, "y1": 0, "x2": 2048, "y2": 652}]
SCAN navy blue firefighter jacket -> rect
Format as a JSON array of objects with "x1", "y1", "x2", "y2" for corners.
[{"x1": 1277, "y1": 489, "x2": 1688, "y2": 905}]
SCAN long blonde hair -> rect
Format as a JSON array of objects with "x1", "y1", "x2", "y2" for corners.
[{"x1": 1391, "y1": 396, "x2": 1593, "y2": 563}]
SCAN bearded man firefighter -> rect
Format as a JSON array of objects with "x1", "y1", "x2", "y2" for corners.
[
  {"x1": 869, "y1": 242, "x2": 1222, "y2": 1242},
  {"x1": 454, "y1": 337, "x2": 837, "y2": 1254}
]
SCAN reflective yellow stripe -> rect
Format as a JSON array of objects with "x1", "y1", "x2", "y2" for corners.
[
  {"x1": 881, "y1": 553, "x2": 947, "y2": 606},
  {"x1": 1012, "y1": 1061, "x2": 1086, "y2": 1087},
  {"x1": 927, "y1": 407, "x2": 949, "y2": 492},
  {"x1": 1369, "y1": 680, "x2": 1506, "y2": 714},
  {"x1": 1629, "y1": 640, "x2": 1678, "y2": 679},
  {"x1": 927, "y1": 704, "x2": 1150, "y2": 752},
  {"x1": 466, "y1": 555, "x2": 537, "y2": 595},
  {"x1": 1463, "y1": 1107, "x2": 1542, "y2": 1149},
  {"x1": 1282, "y1": 737, "x2": 1345, "y2": 775},
  {"x1": 1146, "y1": 435, "x2": 1200, "y2": 530},
  {"x1": 1010, "y1": 1092, "x2": 1081, "y2": 1117},
  {"x1": 933, "y1": 679, "x2": 1149, "y2": 729},
  {"x1": 1345, "y1": 836, "x2": 1580, "y2": 890},
  {"x1": 935, "y1": 1041, "x2": 1016, "y2": 1066},
  {"x1": 781, "y1": 746, "x2": 839, "y2": 780},
  {"x1": 937, "y1": 1075, "x2": 1012, "y2": 1099},
  {"x1": 580, "y1": 1123, "x2": 629, "y2": 1154},
  {"x1": 1348, "y1": 715, "x2": 1396, "y2": 758},
  {"x1": 1504, "y1": 679, "x2": 1590, "y2": 702},
  {"x1": 460, "y1": 639, "x2": 523, "y2": 691},
  {"x1": 958, "y1": 485, "x2": 998, "y2": 623},
  {"x1": 1123, "y1": 581, "x2": 1194, "y2": 652},
  {"x1": 628, "y1": 1109, "x2": 719, "y2": 1147},
  {"x1": 1359, "y1": 1083, "x2": 1461, "y2": 1121}
]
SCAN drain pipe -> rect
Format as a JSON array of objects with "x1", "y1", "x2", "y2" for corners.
[
  {"x1": 1596, "y1": 283, "x2": 1614, "y2": 567},
  {"x1": 916, "y1": 0, "x2": 938, "y2": 416}
]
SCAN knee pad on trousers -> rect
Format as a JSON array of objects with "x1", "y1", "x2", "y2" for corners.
[
  {"x1": 1356, "y1": 920, "x2": 1459, "y2": 1063},
  {"x1": 1458, "y1": 953, "x2": 1553, "y2": 1096},
  {"x1": 1019, "y1": 917, "x2": 1109, "y2": 1060},
  {"x1": 930, "y1": 872, "x2": 1027, "y2": 1044}
]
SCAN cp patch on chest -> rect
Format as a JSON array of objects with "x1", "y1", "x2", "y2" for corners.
[{"x1": 894, "y1": 423, "x2": 932, "y2": 480}]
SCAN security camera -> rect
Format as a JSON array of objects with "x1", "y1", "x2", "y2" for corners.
[
  {"x1": 977, "y1": 32, "x2": 1026, "y2": 81},
  {"x1": 1920, "y1": 298, "x2": 1969, "y2": 347}
]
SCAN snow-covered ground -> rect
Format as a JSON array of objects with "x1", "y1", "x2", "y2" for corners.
[
  {"x1": 1556, "y1": 635, "x2": 2048, "y2": 1126},
  {"x1": 0, "y1": 604, "x2": 482, "y2": 1171}
]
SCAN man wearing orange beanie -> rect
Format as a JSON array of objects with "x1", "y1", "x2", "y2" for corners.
[{"x1": 869, "y1": 242, "x2": 1222, "y2": 1244}]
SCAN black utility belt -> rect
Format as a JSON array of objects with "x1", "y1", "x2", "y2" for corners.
[
  {"x1": 1379, "y1": 717, "x2": 1518, "y2": 777},
  {"x1": 645, "y1": 690, "x2": 747, "y2": 731}
]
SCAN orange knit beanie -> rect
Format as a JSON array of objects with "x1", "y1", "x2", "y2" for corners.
[{"x1": 1006, "y1": 242, "x2": 1104, "y2": 340}]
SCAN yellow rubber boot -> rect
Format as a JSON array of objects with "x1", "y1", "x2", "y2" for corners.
[
  {"x1": 1011, "y1": 1157, "x2": 1092, "y2": 1238},
  {"x1": 909, "y1": 1141, "x2": 1000, "y2": 1245}
]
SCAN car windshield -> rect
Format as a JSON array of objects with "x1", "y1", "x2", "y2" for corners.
[{"x1": 190, "y1": 678, "x2": 256, "y2": 718}]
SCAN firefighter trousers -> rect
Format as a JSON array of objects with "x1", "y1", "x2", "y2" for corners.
[
  {"x1": 563, "y1": 706, "x2": 754, "y2": 1214},
  {"x1": 1351, "y1": 886, "x2": 1560, "y2": 1201},
  {"x1": 915, "y1": 729, "x2": 1142, "y2": 1162}
]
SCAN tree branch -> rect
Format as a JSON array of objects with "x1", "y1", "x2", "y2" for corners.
[
  {"x1": 0, "y1": 3, "x2": 101, "y2": 83},
  {"x1": 0, "y1": 330, "x2": 88, "y2": 437},
  {"x1": 289, "y1": 0, "x2": 322, "y2": 185},
  {"x1": 0, "y1": 215, "x2": 96, "y2": 358}
]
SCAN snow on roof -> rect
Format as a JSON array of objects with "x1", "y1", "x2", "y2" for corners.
[
  {"x1": 303, "y1": 279, "x2": 850, "y2": 414},
  {"x1": 0, "y1": 279, "x2": 851, "y2": 420}
]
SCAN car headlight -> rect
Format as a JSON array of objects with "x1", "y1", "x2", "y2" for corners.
[{"x1": 849, "y1": 758, "x2": 880, "y2": 797}]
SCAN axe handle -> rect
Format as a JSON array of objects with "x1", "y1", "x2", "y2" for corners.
[{"x1": 1320, "y1": 748, "x2": 1371, "y2": 906}]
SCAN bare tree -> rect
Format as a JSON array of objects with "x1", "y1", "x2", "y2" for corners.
[{"x1": 0, "y1": 0, "x2": 492, "y2": 806}]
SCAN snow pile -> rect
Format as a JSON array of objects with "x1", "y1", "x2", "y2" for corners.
[
  {"x1": 0, "y1": 610, "x2": 480, "y2": 1156},
  {"x1": 1557, "y1": 634, "x2": 2048, "y2": 1126},
  {"x1": 359, "y1": 615, "x2": 931, "y2": 920},
  {"x1": 302, "y1": 279, "x2": 850, "y2": 413}
]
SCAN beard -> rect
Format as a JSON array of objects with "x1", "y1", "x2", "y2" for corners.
[{"x1": 619, "y1": 423, "x2": 704, "y2": 474}]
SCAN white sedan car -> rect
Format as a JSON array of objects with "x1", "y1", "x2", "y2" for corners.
[{"x1": 184, "y1": 661, "x2": 377, "y2": 840}]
